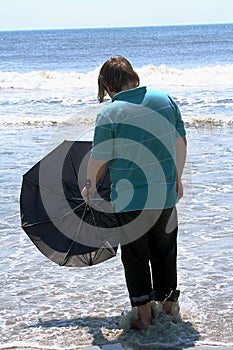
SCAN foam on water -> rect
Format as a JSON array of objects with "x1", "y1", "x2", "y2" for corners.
[
  {"x1": 0, "y1": 64, "x2": 232, "y2": 126},
  {"x1": 0, "y1": 69, "x2": 99, "y2": 90},
  {"x1": 1, "y1": 64, "x2": 232, "y2": 90}
]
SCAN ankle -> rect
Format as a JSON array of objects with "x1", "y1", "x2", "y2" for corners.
[
  {"x1": 160, "y1": 301, "x2": 180, "y2": 315},
  {"x1": 136, "y1": 302, "x2": 152, "y2": 328}
]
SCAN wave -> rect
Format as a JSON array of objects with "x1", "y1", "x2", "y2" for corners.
[
  {"x1": 0, "y1": 64, "x2": 232, "y2": 127},
  {"x1": 138, "y1": 63, "x2": 233, "y2": 88},
  {"x1": 183, "y1": 114, "x2": 233, "y2": 126},
  {"x1": 0, "y1": 69, "x2": 99, "y2": 90},
  {"x1": 0, "y1": 64, "x2": 233, "y2": 90},
  {"x1": 1, "y1": 112, "x2": 233, "y2": 127}
]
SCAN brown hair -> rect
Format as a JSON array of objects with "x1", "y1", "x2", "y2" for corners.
[{"x1": 97, "y1": 56, "x2": 140, "y2": 103}]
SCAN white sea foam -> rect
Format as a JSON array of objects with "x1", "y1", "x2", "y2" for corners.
[
  {"x1": 0, "y1": 68, "x2": 99, "y2": 90},
  {"x1": 0, "y1": 64, "x2": 232, "y2": 126},
  {"x1": 138, "y1": 63, "x2": 233, "y2": 88},
  {"x1": 0, "y1": 64, "x2": 232, "y2": 90}
]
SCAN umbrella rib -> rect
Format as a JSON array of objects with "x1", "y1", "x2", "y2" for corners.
[
  {"x1": 59, "y1": 202, "x2": 116, "y2": 266},
  {"x1": 23, "y1": 175, "x2": 66, "y2": 199},
  {"x1": 59, "y1": 203, "x2": 89, "y2": 266},
  {"x1": 66, "y1": 150, "x2": 79, "y2": 182},
  {"x1": 22, "y1": 202, "x2": 86, "y2": 227},
  {"x1": 88, "y1": 204, "x2": 116, "y2": 256}
]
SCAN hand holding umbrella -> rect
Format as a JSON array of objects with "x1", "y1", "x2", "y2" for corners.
[
  {"x1": 81, "y1": 179, "x2": 94, "y2": 204},
  {"x1": 81, "y1": 158, "x2": 108, "y2": 203}
]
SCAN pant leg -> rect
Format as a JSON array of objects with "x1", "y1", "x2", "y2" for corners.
[
  {"x1": 119, "y1": 211, "x2": 154, "y2": 306},
  {"x1": 149, "y1": 207, "x2": 179, "y2": 301},
  {"x1": 118, "y1": 208, "x2": 179, "y2": 306}
]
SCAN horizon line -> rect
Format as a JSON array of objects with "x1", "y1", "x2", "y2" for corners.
[{"x1": 0, "y1": 21, "x2": 232, "y2": 32}]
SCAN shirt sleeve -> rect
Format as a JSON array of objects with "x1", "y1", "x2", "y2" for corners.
[
  {"x1": 91, "y1": 113, "x2": 115, "y2": 160},
  {"x1": 168, "y1": 95, "x2": 186, "y2": 137}
]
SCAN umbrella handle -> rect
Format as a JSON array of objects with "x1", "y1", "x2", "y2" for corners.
[{"x1": 86, "y1": 179, "x2": 91, "y2": 203}]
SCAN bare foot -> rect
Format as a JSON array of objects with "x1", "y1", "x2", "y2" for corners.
[
  {"x1": 131, "y1": 302, "x2": 152, "y2": 329},
  {"x1": 161, "y1": 301, "x2": 172, "y2": 314}
]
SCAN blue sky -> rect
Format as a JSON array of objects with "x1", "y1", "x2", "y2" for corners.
[{"x1": 0, "y1": 0, "x2": 232, "y2": 31}]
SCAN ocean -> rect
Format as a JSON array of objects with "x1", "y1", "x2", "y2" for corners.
[{"x1": 0, "y1": 23, "x2": 233, "y2": 349}]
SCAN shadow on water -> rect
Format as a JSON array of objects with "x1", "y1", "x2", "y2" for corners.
[{"x1": 25, "y1": 312, "x2": 201, "y2": 350}]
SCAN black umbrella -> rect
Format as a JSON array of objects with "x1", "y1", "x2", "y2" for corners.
[{"x1": 20, "y1": 140, "x2": 119, "y2": 267}]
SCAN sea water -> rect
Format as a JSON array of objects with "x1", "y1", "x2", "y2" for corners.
[{"x1": 0, "y1": 24, "x2": 233, "y2": 349}]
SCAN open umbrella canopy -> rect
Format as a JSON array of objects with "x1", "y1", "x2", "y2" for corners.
[{"x1": 20, "y1": 140, "x2": 119, "y2": 267}]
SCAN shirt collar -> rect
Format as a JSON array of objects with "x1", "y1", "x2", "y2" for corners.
[{"x1": 112, "y1": 86, "x2": 147, "y2": 104}]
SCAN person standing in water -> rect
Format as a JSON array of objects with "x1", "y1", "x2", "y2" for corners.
[{"x1": 81, "y1": 56, "x2": 187, "y2": 329}]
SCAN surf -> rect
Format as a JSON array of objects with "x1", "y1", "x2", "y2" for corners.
[{"x1": 0, "y1": 64, "x2": 232, "y2": 90}]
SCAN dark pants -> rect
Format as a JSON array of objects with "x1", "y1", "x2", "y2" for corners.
[{"x1": 118, "y1": 207, "x2": 179, "y2": 307}]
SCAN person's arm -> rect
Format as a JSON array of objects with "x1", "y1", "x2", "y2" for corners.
[
  {"x1": 81, "y1": 156, "x2": 108, "y2": 203},
  {"x1": 176, "y1": 136, "x2": 187, "y2": 199}
]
